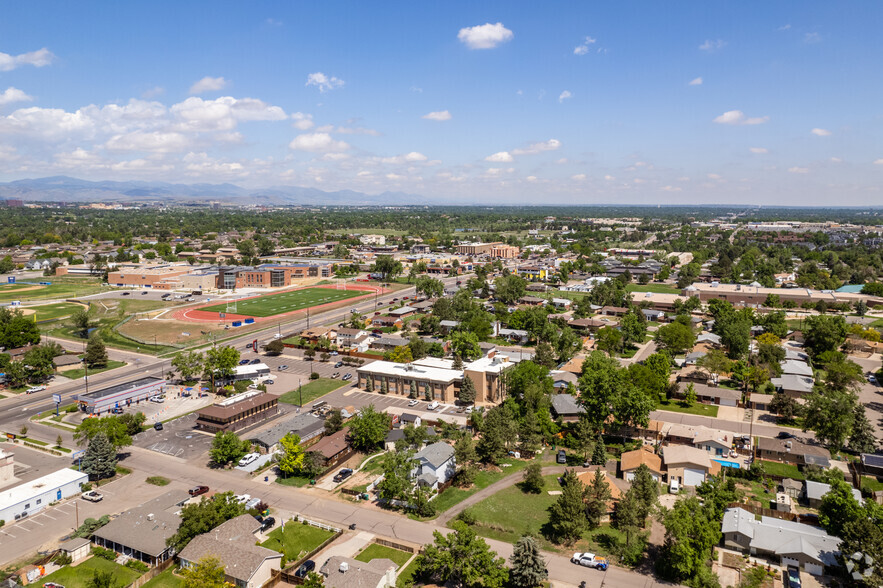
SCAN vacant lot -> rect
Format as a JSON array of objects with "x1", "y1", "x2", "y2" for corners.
[
  {"x1": 355, "y1": 543, "x2": 413, "y2": 568},
  {"x1": 260, "y1": 521, "x2": 335, "y2": 561},
  {"x1": 201, "y1": 287, "x2": 367, "y2": 318},
  {"x1": 279, "y1": 378, "x2": 347, "y2": 406}
]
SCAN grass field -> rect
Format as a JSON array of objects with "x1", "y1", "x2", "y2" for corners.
[
  {"x1": 656, "y1": 398, "x2": 720, "y2": 418},
  {"x1": 429, "y1": 458, "x2": 539, "y2": 515},
  {"x1": 759, "y1": 460, "x2": 804, "y2": 480},
  {"x1": 0, "y1": 278, "x2": 103, "y2": 302},
  {"x1": 62, "y1": 360, "x2": 126, "y2": 380},
  {"x1": 201, "y1": 287, "x2": 367, "y2": 318},
  {"x1": 141, "y1": 568, "x2": 184, "y2": 588},
  {"x1": 29, "y1": 301, "x2": 86, "y2": 322},
  {"x1": 261, "y1": 521, "x2": 335, "y2": 561},
  {"x1": 355, "y1": 543, "x2": 413, "y2": 568},
  {"x1": 279, "y1": 378, "x2": 348, "y2": 406},
  {"x1": 37, "y1": 557, "x2": 142, "y2": 588}
]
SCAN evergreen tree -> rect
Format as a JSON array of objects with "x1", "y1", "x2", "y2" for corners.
[
  {"x1": 454, "y1": 434, "x2": 477, "y2": 464},
  {"x1": 84, "y1": 333, "x2": 108, "y2": 368},
  {"x1": 585, "y1": 469, "x2": 612, "y2": 529},
  {"x1": 848, "y1": 404, "x2": 877, "y2": 453},
  {"x1": 534, "y1": 341, "x2": 556, "y2": 368},
  {"x1": 379, "y1": 379, "x2": 388, "y2": 394},
  {"x1": 509, "y1": 535, "x2": 548, "y2": 588},
  {"x1": 614, "y1": 487, "x2": 643, "y2": 547},
  {"x1": 522, "y1": 461, "x2": 545, "y2": 494},
  {"x1": 547, "y1": 469, "x2": 589, "y2": 545},
  {"x1": 365, "y1": 377, "x2": 374, "y2": 392},
  {"x1": 571, "y1": 416, "x2": 595, "y2": 463},
  {"x1": 452, "y1": 354, "x2": 464, "y2": 370},
  {"x1": 323, "y1": 409, "x2": 344, "y2": 435},
  {"x1": 82, "y1": 432, "x2": 117, "y2": 480},
  {"x1": 591, "y1": 433, "x2": 607, "y2": 465},
  {"x1": 458, "y1": 375, "x2": 476, "y2": 404},
  {"x1": 630, "y1": 464, "x2": 659, "y2": 524}
]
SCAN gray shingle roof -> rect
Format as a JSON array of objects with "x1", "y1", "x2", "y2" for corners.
[
  {"x1": 250, "y1": 413, "x2": 324, "y2": 448},
  {"x1": 178, "y1": 515, "x2": 281, "y2": 582},
  {"x1": 92, "y1": 490, "x2": 190, "y2": 557},
  {"x1": 550, "y1": 394, "x2": 585, "y2": 416},
  {"x1": 722, "y1": 507, "x2": 841, "y2": 567},
  {"x1": 413, "y1": 441, "x2": 454, "y2": 470}
]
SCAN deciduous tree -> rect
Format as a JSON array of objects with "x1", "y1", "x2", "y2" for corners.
[
  {"x1": 414, "y1": 521, "x2": 509, "y2": 588},
  {"x1": 276, "y1": 433, "x2": 304, "y2": 477}
]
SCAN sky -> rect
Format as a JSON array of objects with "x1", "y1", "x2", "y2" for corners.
[{"x1": 0, "y1": 1, "x2": 881, "y2": 205}]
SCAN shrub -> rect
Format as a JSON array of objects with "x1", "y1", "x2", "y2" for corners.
[
  {"x1": 125, "y1": 559, "x2": 149, "y2": 573},
  {"x1": 309, "y1": 372, "x2": 319, "y2": 380},
  {"x1": 146, "y1": 476, "x2": 170, "y2": 486},
  {"x1": 81, "y1": 482, "x2": 92, "y2": 491},
  {"x1": 91, "y1": 545, "x2": 117, "y2": 561},
  {"x1": 456, "y1": 509, "x2": 476, "y2": 525},
  {"x1": 54, "y1": 552, "x2": 72, "y2": 566}
]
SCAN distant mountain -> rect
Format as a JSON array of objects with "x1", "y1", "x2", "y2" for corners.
[{"x1": 0, "y1": 176, "x2": 430, "y2": 205}]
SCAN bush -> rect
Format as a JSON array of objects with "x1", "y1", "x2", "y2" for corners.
[
  {"x1": 309, "y1": 372, "x2": 320, "y2": 380},
  {"x1": 91, "y1": 545, "x2": 117, "y2": 561},
  {"x1": 125, "y1": 559, "x2": 149, "y2": 573},
  {"x1": 146, "y1": 476, "x2": 170, "y2": 486},
  {"x1": 66, "y1": 405, "x2": 78, "y2": 413},
  {"x1": 81, "y1": 482, "x2": 92, "y2": 491},
  {"x1": 54, "y1": 552, "x2": 72, "y2": 566},
  {"x1": 74, "y1": 515, "x2": 110, "y2": 538},
  {"x1": 456, "y1": 509, "x2": 476, "y2": 525}
]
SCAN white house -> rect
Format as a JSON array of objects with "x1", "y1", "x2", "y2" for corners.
[{"x1": 412, "y1": 442, "x2": 456, "y2": 490}]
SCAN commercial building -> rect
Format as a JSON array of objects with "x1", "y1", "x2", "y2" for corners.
[
  {"x1": 106, "y1": 265, "x2": 193, "y2": 289},
  {"x1": 0, "y1": 468, "x2": 87, "y2": 523},
  {"x1": 196, "y1": 390, "x2": 280, "y2": 433},
  {"x1": 249, "y1": 413, "x2": 325, "y2": 453},
  {"x1": 456, "y1": 242, "x2": 499, "y2": 256},
  {"x1": 490, "y1": 244, "x2": 520, "y2": 259},
  {"x1": 77, "y1": 376, "x2": 166, "y2": 415},
  {"x1": 683, "y1": 282, "x2": 883, "y2": 308},
  {"x1": 217, "y1": 264, "x2": 332, "y2": 289}
]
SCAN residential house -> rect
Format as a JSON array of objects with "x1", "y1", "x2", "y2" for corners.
[
  {"x1": 861, "y1": 453, "x2": 883, "y2": 477},
  {"x1": 249, "y1": 413, "x2": 324, "y2": 453},
  {"x1": 550, "y1": 394, "x2": 585, "y2": 423},
  {"x1": 551, "y1": 298, "x2": 573, "y2": 310},
  {"x1": 310, "y1": 427, "x2": 353, "y2": 468},
  {"x1": 567, "y1": 318, "x2": 614, "y2": 333},
  {"x1": 411, "y1": 441, "x2": 456, "y2": 490},
  {"x1": 549, "y1": 371, "x2": 578, "y2": 392},
  {"x1": 336, "y1": 328, "x2": 367, "y2": 349},
  {"x1": 679, "y1": 383, "x2": 741, "y2": 407},
  {"x1": 696, "y1": 332, "x2": 722, "y2": 347},
  {"x1": 518, "y1": 295, "x2": 547, "y2": 306},
  {"x1": 178, "y1": 515, "x2": 282, "y2": 588},
  {"x1": 779, "y1": 478, "x2": 803, "y2": 499},
  {"x1": 771, "y1": 374, "x2": 814, "y2": 398},
  {"x1": 371, "y1": 316, "x2": 404, "y2": 329},
  {"x1": 749, "y1": 393, "x2": 774, "y2": 412},
  {"x1": 641, "y1": 309, "x2": 665, "y2": 322},
  {"x1": 599, "y1": 306, "x2": 628, "y2": 317},
  {"x1": 660, "y1": 445, "x2": 722, "y2": 487},
  {"x1": 620, "y1": 448, "x2": 664, "y2": 482},
  {"x1": 756, "y1": 437, "x2": 830, "y2": 468},
  {"x1": 399, "y1": 413, "x2": 421, "y2": 427},
  {"x1": 780, "y1": 360, "x2": 814, "y2": 378},
  {"x1": 387, "y1": 306, "x2": 417, "y2": 319},
  {"x1": 497, "y1": 328, "x2": 529, "y2": 344},
  {"x1": 370, "y1": 336, "x2": 411, "y2": 352},
  {"x1": 320, "y1": 555, "x2": 398, "y2": 588},
  {"x1": 576, "y1": 468, "x2": 625, "y2": 515},
  {"x1": 804, "y1": 480, "x2": 862, "y2": 509},
  {"x1": 721, "y1": 507, "x2": 840, "y2": 575}
]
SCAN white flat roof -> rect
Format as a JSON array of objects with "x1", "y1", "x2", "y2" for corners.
[
  {"x1": 233, "y1": 363, "x2": 269, "y2": 375},
  {"x1": 359, "y1": 360, "x2": 462, "y2": 383},
  {"x1": 0, "y1": 468, "x2": 87, "y2": 509}
]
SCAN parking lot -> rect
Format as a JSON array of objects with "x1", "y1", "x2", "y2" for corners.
[
  {"x1": 133, "y1": 412, "x2": 215, "y2": 461},
  {"x1": 0, "y1": 444, "x2": 71, "y2": 488}
]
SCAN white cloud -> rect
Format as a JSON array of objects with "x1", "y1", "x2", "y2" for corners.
[
  {"x1": 457, "y1": 22, "x2": 514, "y2": 50},
  {"x1": 571, "y1": 174, "x2": 586, "y2": 181},
  {"x1": 409, "y1": 86, "x2": 423, "y2": 93},
  {"x1": 291, "y1": 112, "x2": 314, "y2": 130},
  {"x1": 777, "y1": 24, "x2": 791, "y2": 31},
  {"x1": 422, "y1": 110, "x2": 452, "y2": 121},
  {"x1": 171, "y1": 97, "x2": 287, "y2": 132},
  {"x1": 334, "y1": 126, "x2": 380, "y2": 136},
  {"x1": 689, "y1": 77, "x2": 703, "y2": 86},
  {"x1": 873, "y1": 159, "x2": 883, "y2": 165},
  {"x1": 699, "y1": 39, "x2": 726, "y2": 52},
  {"x1": 804, "y1": 32, "x2": 821, "y2": 44},
  {"x1": 573, "y1": 36, "x2": 597, "y2": 55},
  {"x1": 634, "y1": 178, "x2": 647, "y2": 184},
  {"x1": 604, "y1": 175, "x2": 615, "y2": 181},
  {"x1": 288, "y1": 132, "x2": 350, "y2": 152},
  {"x1": 811, "y1": 128, "x2": 831, "y2": 136},
  {"x1": 788, "y1": 166, "x2": 809, "y2": 174},
  {"x1": 485, "y1": 151, "x2": 513, "y2": 163},
  {"x1": 558, "y1": 90, "x2": 572, "y2": 103},
  {"x1": 660, "y1": 185, "x2": 682, "y2": 192},
  {"x1": 106, "y1": 131, "x2": 191, "y2": 153},
  {"x1": 189, "y1": 76, "x2": 229, "y2": 95},
  {"x1": 749, "y1": 147, "x2": 768, "y2": 154},
  {"x1": 512, "y1": 139, "x2": 560, "y2": 156},
  {"x1": 526, "y1": 175, "x2": 537, "y2": 182},
  {"x1": 556, "y1": 158, "x2": 568, "y2": 164},
  {"x1": 306, "y1": 72, "x2": 345, "y2": 93},
  {"x1": 0, "y1": 87, "x2": 33, "y2": 107},
  {"x1": 386, "y1": 173, "x2": 405, "y2": 181},
  {"x1": 141, "y1": 86, "x2": 165, "y2": 99},
  {"x1": 713, "y1": 110, "x2": 769, "y2": 125},
  {"x1": 0, "y1": 48, "x2": 54, "y2": 72},
  {"x1": 708, "y1": 173, "x2": 722, "y2": 180},
  {"x1": 830, "y1": 157, "x2": 842, "y2": 163}
]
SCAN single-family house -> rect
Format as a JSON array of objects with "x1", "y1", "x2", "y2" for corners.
[
  {"x1": 320, "y1": 555, "x2": 398, "y2": 588},
  {"x1": 661, "y1": 445, "x2": 721, "y2": 487},
  {"x1": 249, "y1": 413, "x2": 324, "y2": 453},
  {"x1": 696, "y1": 332, "x2": 722, "y2": 346},
  {"x1": 682, "y1": 383, "x2": 741, "y2": 407},
  {"x1": 780, "y1": 360, "x2": 814, "y2": 378},
  {"x1": 620, "y1": 448, "x2": 664, "y2": 482},
  {"x1": 336, "y1": 328, "x2": 367, "y2": 349},
  {"x1": 388, "y1": 306, "x2": 417, "y2": 319},
  {"x1": 779, "y1": 478, "x2": 803, "y2": 499},
  {"x1": 370, "y1": 336, "x2": 411, "y2": 352},
  {"x1": 756, "y1": 437, "x2": 830, "y2": 468},
  {"x1": 550, "y1": 371, "x2": 578, "y2": 391},
  {"x1": 310, "y1": 427, "x2": 353, "y2": 468},
  {"x1": 551, "y1": 298, "x2": 573, "y2": 310},
  {"x1": 749, "y1": 393, "x2": 774, "y2": 412},
  {"x1": 804, "y1": 480, "x2": 862, "y2": 509},
  {"x1": 599, "y1": 306, "x2": 628, "y2": 317},
  {"x1": 411, "y1": 441, "x2": 456, "y2": 490},
  {"x1": 576, "y1": 468, "x2": 625, "y2": 515},
  {"x1": 550, "y1": 393, "x2": 585, "y2": 423},
  {"x1": 771, "y1": 374, "x2": 814, "y2": 398},
  {"x1": 399, "y1": 413, "x2": 421, "y2": 427},
  {"x1": 498, "y1": 328, "x2": 529, "y2": 344},
  {"x1": 371, "y1": 316, "x2": 404, "y2": 329},
  {"x1": 518, "y1": 295, "x2": 547, "y2": 306}
]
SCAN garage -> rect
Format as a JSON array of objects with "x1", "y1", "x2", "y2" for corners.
[
  {"x1": 684, "y1": 468, "x2": 706, "y2": 486},
  {"x1": 718, "y1": 397, "x2": 737, "y2": 407},
  {"x1": 803, "y1": 562, "x2": 823, "y2": 576}
]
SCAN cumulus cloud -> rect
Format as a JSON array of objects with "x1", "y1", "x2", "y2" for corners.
[
  {"x1": 189, "y1": 76, "x2": 229, "y2": 95},
  {"x1": 571, "y1": 174, "x2": 586, "y2": 181},
  {"x1": 381, "y1": 152, "x2": 428, "y2": 164},
  {"x1": 689, "y1": 77, "x2": 703, "y2": 86},
  {"x1": 873, "y1": 159, "x2": 883, "y2": 165},
  {"x1": 422, "y1": 110, "x2": 452, "y2": 121},
  {"x1": 558, "y1": 90, "x2": 573, "y2": 103},
  {"x1": 171, "y1": 97, "x2": 287, "y2": 132},
  {"x1": 485, "y1": 151, "x2": 513, "y2": 163},
  {"x1": 699, "y1": 39, "x2": 726, "y2": 52},
  {"x1": 804, "y1": 32, "x2": 821, "y2": 44},
  {"x1": 0, "y1": 87, "x2": 33, "y2": 107},
  {"x1": 573, "y1": 36, "x2": 597, "y2": 55},
  {"x1": 713, "y1": 110, "x2": 769, "y2": 125},
  {"x1": 106, "y1": 131, "x2": 191, "y2": 153},
  {"x1": 660, "y1": 185, "x2": 682, "y2": 192},
  {"x1": 306, "y1": 72, "x2": 345, "y2": 92},
  {"x1": 811, "y1": 128, "x2": 831, "y2": 136},
  {"x1": 788, "y1": 166, "x2": 809, "y2": 174},
  {"x1": 749, "y1": 147, "x2": 768, "y2": 154},
  {"x1": 0, "y1": 48, "x2": 54, "y2": 72},
  {"x1": 457, "y1": 22, "x2": 514, "y2": 49},
  {"x1": 512, "y1": 139, "x2": 560, "y2": 156},
  {"x1": 291, "y1": 112, "x2": 314, "y2": 130},
  {"x1": 289, "y1": 132, "x2": 350, "y2": 152}
]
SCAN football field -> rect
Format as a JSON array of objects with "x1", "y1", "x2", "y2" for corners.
[{"x1": 200, "y1": 287, "x2": 368, "y2": 318}]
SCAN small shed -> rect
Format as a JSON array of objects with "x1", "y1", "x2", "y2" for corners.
[{"x1": 60, "y1": 536, "x2": 91, "y2": 563}]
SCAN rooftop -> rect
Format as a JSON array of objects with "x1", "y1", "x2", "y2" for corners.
[
  {"x1": 92, "y1": 490, "x2": 190, "y2": 557},
  {"x1": 0, "y1": 468, "x2": 87, "y2": 510},
  {"x1": 79, "y1": 376, "x2": 163, "y2": 401}
]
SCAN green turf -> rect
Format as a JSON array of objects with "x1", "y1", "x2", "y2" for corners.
[
  {"x1": 261, "y1": 521, "x2": 335, "y2": 561},
  {"x1": 37, "y1": 557, "x2": 142, "y2": 588},
  {"x1": 862, "y1": 476, "x2": 883, "y2": 492},
  {"x1": 62, "y1": 360, "x2": 126, "y2": 380},
  {"x1": 141, "y1": 568, "x2": 184, "y2": 588},
  {"x1": 396, "y1": 558, "x2": 421, "y2": 588},
  {"x1": 428, "y1": 458, "x2": 539, "y2": 516},
  {"x1": 758, "y1": 460, "x2": 804, "y2": 480},
  {"x1": 0, "y1": 278, "x2": 103, "y2": 303},
  {"x1": 200, "y1": 287, "x2": 367, "y2": 318},
  {"x1": 656, "y1": 398, "x2": 720, "y2": 418},
  {"x1": 279, "y1": 378, "x2": 348, "y2": 406},
  {"x1": 355, "y1": 543, "x2": 413, "y2": 568},
  {"x1": 28, "y1": 302, "x2": 86, "y2": 322}
]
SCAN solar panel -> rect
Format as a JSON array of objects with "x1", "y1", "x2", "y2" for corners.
[{"x1": 862, "y1": 453, "x2": 883, "y2": 468}]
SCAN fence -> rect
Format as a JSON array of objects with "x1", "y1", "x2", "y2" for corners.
[
  {"x1": 126, "y1": 558, "x2": 175, "y2": 588},
  {"x1": 373, "y1": 537, "x2": 420, "y2": 554},
  {"x1": 727, "y1": 502, "x2": 797, "y2": 522},
  {"x1": 277, "y1": 519, "x2": 343, "y2": 585}
]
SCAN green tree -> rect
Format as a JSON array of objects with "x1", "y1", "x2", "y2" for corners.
[
  {"x1": 571, "y1": 416, "x2": 596, "y2": 462},
  {"x1": 684, "y1": 383, "x2": 697, "y2": 407},
  {"x1": 655, "y1": 321, "x2": 695, "y2": 355},
  {"x1": 348, "y1": 404, "x2": 391, "y2": 451},
  {"x1": 171, "y1": 350, "x2": 203, "y2": 382},
  {"x1": 182, "y1": 556, "x2": 227, "y2": 588},
  {"x1": 81, "y1": 432, "x2": 117, "y2": 480},
  {"x1": 533, "y1": 340, "x2": 556, "y2": 368},
  {"x1": 548, "y1": 469, "x2": 589, "y2": 544},
  {"x1": 802, "y1": 386, "x2": 857, "y2": 450},
  {"x1": 414, "y1": 521, "x2": 509, "y2": 588},
  {"x1": 324, "y1": 409, "x2": 344, "y2": 435},
  {"x1": 476, "y1": 404, "x2": 514, "y2": 464},
  {"x1": 386, "y1": 345, "x2": 413, "y2": 363},
  {"x1": 276, "y1": 433, "x2": 304, "y2": 478},
  {"x1": 373, "y1": 255, "x2": 403, "y2": 280},
  {"x1": 84, "y1": 333, "x2": 108, "y2": 368},
  {"x1": 203, "y1": 345, "x2": 240, "y2": 389},
  {"x1": 0, "y1": 255, "x2": 13, "y2": 273},
  {"x1": 415, "y1": 276, "x2": 445, "y2": 299},
  {"x1": 818, "y1": 478, "x2": 865, "y2": 538},
  {"x1": 168, "y1": 492, "x2": 245, "y2": 552},
  {"x1": 522, "y1": 461, "x2": 545, "y2": 494},
  {"x1": 494, "y1": 274, "x2": 527, "y2": 304},
  {"x1": 459, "y1": 374, "x2": 476, "y2": 405},
  {"x1": 595, "y1": 326, "x2": 623, "y2": 356},
  {"x1": 376, "y1": 449, "x2": 415, "y2": 502},
  {"x1": 630, "y1": 464, "x2": 659, "y2": 524},
  {"x1": 584, "y1": 469, "x2": 612, "y2": 529},
  {"x1": 620, "y1": 310, "x2": 647, "y2": 347},
  {"x1": 264, "y1": 339, "x2": 284, "y2": 356},
  {"x1": 451, "y1": 331, "x2": 482, "y2": 360},
  {"x1": 509, "y1": 535, "x2": 548, "y2": 588},
  {"x1": 209, "y1": 430, "x2": 250, "y2": 466},
  {"x1": 85, "y1": 570, "x2": 115, "y2": 588},
  {"x1": 301, "y1": 572, "x2": 326, "y2": 588},
  {"x1": 696, "y1": 349, "x2": 732, "y2": 378},
  {"x1": 118, "y1": 412, "x2": 146, "y2": 436},
  {"x1": 409, "y1": 483, "x2": 436, "y2": 517},
  {"x1": 74, "y1": 416, "x2": 132, "y2": 449},
  {"x1": 657, "y1": 496, "x2": 721, "y2": 584},
  {"x1": 614, "y1": 487, "x2": 643, "y2": 547},
  {"x1": 768, "y1": 391, "x2": 801, "y2": 421},
  {"x1": 454, "y1": 433, "x2": 477, "y2": 464},
  {"x1": 69, "y1": 308, "x2": 93, "y2": 339},
  {"x1": 848, "y1": 404, "x2": 877, "y2": 453},
  {"x1": 803, "y1": 315, "x2": 848, "y2": 358}
]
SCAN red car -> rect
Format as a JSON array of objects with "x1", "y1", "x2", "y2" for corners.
[{"x1": 189, "y1": 485, "x2": 209, "y2": 497}]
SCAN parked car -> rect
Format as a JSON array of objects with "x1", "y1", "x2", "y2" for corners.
[
  {"x1": 265, "y1": 380, "x2": 275, "y2": 385},
  {"x1": 110, "y1": 407, "x2": 124, "y2": 414},
  {"x1": 333, "y1": 468, "x2": 353, "y2": 483},
  {"x1": 870, "y1": 374, "x2": 877, "y2": 385},
  {"x1": 259, "y1": 517, "x2": 276, "y2": 532},
  {"x1": 427, "y1": 401, "x2": 439, "y2": 410},
  {"x1": 149, "y1": 396, "x2": 165, "y2": 403},
  {"x1": 238, "y1": 453, "x2": 260, "y2": 467},
  {"x1": 81, "y1": 490, "x2": 103, "y2": 502},
  {"x1": 239, "y1": 359, "x2": 250, "y2": 365},
  {"x1": 121, "y1": 292, "x2": 131, "y2": 296},
  {"x1": 249, "y1": 359, "x2": 261, "y2": 365},
  {"x1": 669, "y1": 479, "x2": 680, "y2": 494},
  {"x1": 334, "y1": 361, "x2": 344, "y2": 368},
  {"x1": 331, "y1": 372, "x2": 339, "y2": 379},
  {"x1": 278, "y1": 365, "x2": 289, "y2": 371},
  {"x1": 777, "y1": 431, "x2": 796, "y2": 439},
  {"x1": 294, "y1": 560, "x2": 316, "y2": 578},
  {"x1": 556, "y1": 449, "x2": 567, "y2": 464},
  {"x1": 571, "y1": 553, "x2": 608, "y2": 570},
  {"x1": 786, "y1": 566, "x2": 801, "y2": 588},
  {"x1": 408, "y1": 399, "x2": 419, "y2": 407},
  {"x1": 154, "y1": 422, "x2": 163, "y2": 431},
  {"x1": 189, "y1": 485, "x2": 209, "y2": 497},
  {"x1": 43, "y1": 583, "x2": 66, "y2": 588},
  {"x1": 26, "y1": 385, "x2": 47, "y2": 394},
  {"x1": 234, "y1": 493, "x2": 251, "y2": 504},
  {"x1": 342, "y1": 373, "x2": 352, "y2": 381},
  {"x1": 140, "y1": 291, "x2": 148, "y2": 295}
]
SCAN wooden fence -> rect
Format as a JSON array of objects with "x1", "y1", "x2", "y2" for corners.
[{"x1": 126, "y1": 558, "x2": 174, "y2": 588}]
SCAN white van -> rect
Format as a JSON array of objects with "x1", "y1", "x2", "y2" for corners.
[
  {"x1": 669, "y1": 478, "x2": 680, "y2": 494},
  {"x1": 427, "y1": 401, "x2": 439, "y2": 411}
]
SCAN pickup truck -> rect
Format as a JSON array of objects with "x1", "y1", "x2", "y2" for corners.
[
  {"x1": 81, "y1": 490, "x2": 103, "y2": 502},
  {"x1": 571, "y1": 553, "x2": 608, "y2": 570}
]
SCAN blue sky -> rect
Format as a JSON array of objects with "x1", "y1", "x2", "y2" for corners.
[{"x1": 0, "y1": 1, "x2": 881, "y2": 204}]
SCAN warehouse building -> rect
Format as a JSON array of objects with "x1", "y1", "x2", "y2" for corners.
[
  {"x1": 0, "y1": 468, "x2": 87, "y2": 523},
  {"x1": 76, "y1": 376, "x2": 166, "y2": 415}
]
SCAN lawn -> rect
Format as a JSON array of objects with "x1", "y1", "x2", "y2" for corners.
[
  {"x1": 201, "y1": 287, "x2": 367, "y2": 318},
  {"x1": 29, "y1": 302, "x2": 87, "y2": 322},
  {"x1": 396, "y1": 558, "x2": 421, "y2": 588},
  {"x1": 37, "y1": 556, "x2": 142, "y2": 588},
  {"x1": 758, "y1": 460, "x2": 804, "y2": 480},
  {"x1": 62, "y1": 360, "x2": 126, "y2": 380},
  {"x1": 355, "y1": 543, "x2": 413, "y2": 568},
  {"x1": 656, "y1": 398, "x2": 720, "y2": 418},
  {"x1": 261, "y1": 521, "x2": 335, "y2": 562},
  {"x1": 275, "y1": 474, "x2": 313, "y2": 487},
  {"x1": 141, "y1": 568, "x2": 184, "y2": 588},
  {"x1": 0, "y1": 278, "x2": 103, "y2": 303},
  {"x1": 279, "y1": 378, "x2": 347, "y2": 406},
  {"x1": 429, "y1": 458, "x2": 536, "y2": 515},
  {"x1": 862, "y1": 476, "x2": 883, "y2": 492},
  {"x1": 625, "y1": 283, "x2": 681, "y2": 295}
]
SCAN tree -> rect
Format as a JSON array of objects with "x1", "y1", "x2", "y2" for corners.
[
  {"x1": 409, "y1": 484, "x2": 436, "y2": 517},
  {"x1": 818, "y1": 478, "x2": 865, "y2": 538},
  {"x1": 533, "y1": 340, "x2": 556, "y2": 368},
  {"x1": 84, "y1": 333, "x2": 108, "y2": 368},
  {"x1": 386, "y1": 345, "x2": 413, "y2": 363},
  {"x1": 301, "y1": 572, "x2": 325, "y2": 588},
  {"x1": 118, "y1": 412, "x2": 146, "y2": 436},
  {"x1": 82, "y1": 432, "x2": 117, "y2": 480},
  {"x1": 451, "y1": 331, "x2": 481, "y2": 360},
  {"x1": 476, "y1": 404, "x2": 514, "y2": 464},
  {"x1": 459, "y1": 374, "x2": 476, "y2": 405},
  {"x1": 348, "y1": 404, "x2": 391, "y2": 451},
  {"x1": 822, "y1": 356, "x2": 864, "y2": 392},
  {"x1": 655, "y1": 322, "x2": 695, "y2": 355},
  {"x1": 595, "y1": 327, "x2": 623, "y2": 356},
  {"x1": 584, "y1": 469, "x2": 612, "y2": 529},
  {"x1": 85, "y1": 571, "x2": 115, "y2": 588},
  {"x1": 614, "y1": 487, "x2": 643, "y2": 547},
  {"x1": 300, "y1": 451, "x2": 324, "y2": 479},
  {"x1": 696, "y1": 349, "x2": 732, "y2": 378},
  {"x1": 209, "y1": 430, "x2": 250, "y2": 466},
  {"x1": 264, "y1": 339, "x2": 284, "y2": 356},
  {"x1": 494, "y1": 274, "x2": 527, "y2": 304},
  {"x1": 0, "y1": 255, "x2": 13, "y2": 273},
  {"x1": 454, "y1": 433, "x2": 477, "y2": 464},
  {"x1": 768, "y1": 391, "x2": 801, "y2": 421},
  {"x1": 171, "y1": 350, "x2": 203, "y2": 382},
  {"x1": 630, "y1": 464, "x2": 659, "y2": 524},
  {"x1": 719, "y1": 316, "x2": 752, "y2": 359},
  {"x1": 376, "y1": 449, "x2": 415, "y2": 502},
  {"x1": 276, "y1": 433, "x2": 304, "y2": 477},
  {"x1": 414, "y1": 521, "x2": 509, "y2": 588},
  {"x1": 548, "y1": 469, "x2": 589, "y2": 545},
  {"x1": 181, "y1": 556, "x2": 227, "y2": 588},
  {"x1": 373, "y1": 255, "x2": 403, "y2": 281},
  {"x1": 620, "y1": 310, "x2": 647, "y2": 347},
  {"x1": 684, "y1": 383, "x2": 697, "y2": 407},
  {"x1": 576, "y1": 351, "x2": 622, "y2": 429},
  {"x1": 803, "y1": 315, "x2": 848, "y2": 358},
  {"x1": 415, "y1": 276, "x2": 444, "y2": 299},
  {"x1": 168, "y1": 492, "x2": 245, "y2": 552},
  {"x1": 802, "y1": 387, "x2": 857, "y2": 450},
  {"x1": 838, "y1": 507, "x2": 883, "y2": 588},
  {"x1": 74, "y1": 416, "x2": 132, "y2": 449},
  {"x1": 69, "y1": 308, "x2": 93, "y2": 339},
  {"x1": 657, "y1": 496, "x2": 721, "y2": 584},
  {"x1": 848, "y1": 404, "x2": 877, "y2": 453},
  {"x1": 203, "y1": 345, "x2": 240, "y2": 389},
  {"x1": 571, "y1": 416, "x2": 596, "y2": 463},
  {"x1": 509, "y1": 535, "x2": 548, "y2": 588},
  {"x1": 522, "y1": 461, "x2": 545, "y2": 494},
  {"x1": 324, "y1": 409, "x2": 344, "y2": 434}
]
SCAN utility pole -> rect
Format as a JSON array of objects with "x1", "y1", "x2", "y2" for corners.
[{"x1": 298, "y1": 378, "x2": 302, "y2": 407}]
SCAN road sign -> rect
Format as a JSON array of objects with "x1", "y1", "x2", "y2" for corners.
[{"x1": 52, "y1": 394, "x2": 62, "y2": 404}]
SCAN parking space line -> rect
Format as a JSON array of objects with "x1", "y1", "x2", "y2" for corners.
[
  {"x1": 40, "y1": 512, "x2": 56, "y2": 520},
  {"x1": 27, "y1": 518, "x2": 43, "y2": 526},
  {"x1": 2, "y1": 531, "x2": 15, "y2": 539}
]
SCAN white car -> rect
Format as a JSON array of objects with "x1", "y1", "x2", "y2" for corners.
[
  {"x1": 81, "y1": 490, "x2": 103, "y2": 502},
  {"x1": 233, "y1": 493, "x2": 251, "y2": 504},
  {"x1": 571, "y1": 553, "x2": 608, "y2": 570},
  {"x1": 408, "y1": 399, "x2": 419, "y2": 407},
  {"x1": 149, "y1": 396, "x2": 165, "y2": 403},
  {"x1": 427, "y1": 401, "x2": 439, "y2": 411},
  {"x1": 238, "y1": 453, "x2": 259, "y2": 467},
  {"x1": 669, "y1": 479, "x2": 680, "y2": 494},
  {"x1": 26, "y1": 385, "x2": 47, "y2": 394}
]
